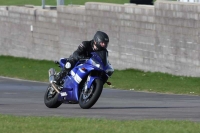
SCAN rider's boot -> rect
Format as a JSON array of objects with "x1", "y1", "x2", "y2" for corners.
[
  {"x1": 54, "y1": 62, "x2": 71, "y2": 85},
  {"x1": 53, "y1": 61, "x2": 72, "y2": 85},
  {"x1": 54, "y1": 69, "x2": 68, "y2": 86}
]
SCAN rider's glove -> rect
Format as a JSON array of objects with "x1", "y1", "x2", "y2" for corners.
[{"x1": 65, "y1": 62, "x2": 71, "y2": 69}]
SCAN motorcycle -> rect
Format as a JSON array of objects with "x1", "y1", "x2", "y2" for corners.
[{"x1": 44, "y1": 50, "x2": 114, "y2": 109}]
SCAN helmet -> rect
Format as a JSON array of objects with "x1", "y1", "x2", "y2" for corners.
[{"x1": 93, "y1": 31, "x2": 109, "y2": 50}]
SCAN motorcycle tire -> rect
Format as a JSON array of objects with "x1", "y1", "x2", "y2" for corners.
[
  {"x1": 79, "y1": 79, "x2": 103, "y2": 109},
  {"x1": 44, "y1": 84, "x2": 62, "y2": 108}
]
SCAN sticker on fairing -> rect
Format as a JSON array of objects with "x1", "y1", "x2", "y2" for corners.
[
  {"x1": 71, "y1": 70, "x2": 75, "y2": 76},
  {"x1": 74, "y1": 74, "x2": 82, "y2": 84},
  {"x1": 60, "y1": 92, "x2": 67, "y2": 96}
]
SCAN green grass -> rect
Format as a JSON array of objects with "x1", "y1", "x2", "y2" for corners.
[
  {"x1": 109, "y1": 69, "x2": 200, "y2": 95},
  {"x1": 0, "y1": 55, "x2": 59, "y2": 81},
  {"x1": 0, "y1": 55, "x2": 200, "y2": 95},
  {"x1": 0, "y1": 114, "x2": 200, "y2": 133}
]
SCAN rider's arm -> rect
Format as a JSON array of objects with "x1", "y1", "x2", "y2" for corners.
[{"x1": 72, "y1": 42, "x2": 87, "y2": 61}]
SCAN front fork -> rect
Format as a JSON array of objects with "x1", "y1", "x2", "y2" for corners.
[
  {"x1": 84, "y1": 75, "x2": 91, "y2": 93},
  {"x1": 82, "y1": 75, "x2": 97, "y2": 100},
  {"x1": 84, "y1": 75, "x2": 99, "y2": 92}
]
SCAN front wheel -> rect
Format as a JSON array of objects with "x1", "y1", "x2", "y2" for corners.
[
  {"x1": 44, "y1": 84, "x2": 62, "y2": 108},
  {"x1": 79, "y1": 79, "x2": 103, "y2": 109}
]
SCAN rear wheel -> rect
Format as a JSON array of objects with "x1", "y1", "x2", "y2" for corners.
[
  {"x1": 44, "y1": 84, "x2": 62, "y2": 108},
  {"x1": 79, "y1": 79, "x2": 103, "y2": 109}
]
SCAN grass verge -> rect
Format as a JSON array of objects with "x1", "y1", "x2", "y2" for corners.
[
  {"x1": 0, "y1": 114, "x2": 200, "y2": 133},
  {"x1": 0, "y1": 55, "x2": 200, "y2": 95}
]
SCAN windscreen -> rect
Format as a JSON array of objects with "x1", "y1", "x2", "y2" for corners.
[{"x1": 92, "y1": 50, "x2": 108, "y2": 66}]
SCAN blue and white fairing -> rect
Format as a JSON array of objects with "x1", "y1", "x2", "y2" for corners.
[{"x1": 58, "y1": 50, "x2": 114, "y2": 102}]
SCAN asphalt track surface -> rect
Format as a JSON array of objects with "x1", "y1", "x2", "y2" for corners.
[{"x1": 0, "y1": 77, "x2": 200, "y2": 122}]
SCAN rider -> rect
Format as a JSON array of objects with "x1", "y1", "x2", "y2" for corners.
[{"x1": 54, "y1": 31, "x2": 109, "y2": 85}]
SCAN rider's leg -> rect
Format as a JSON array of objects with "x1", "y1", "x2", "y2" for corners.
[
  {"x1": 54, "y1": 69, "x2": 67, "y2": 85},
  {"x1": 54, "y1": 60, "x2": 76, "y2": 85}
]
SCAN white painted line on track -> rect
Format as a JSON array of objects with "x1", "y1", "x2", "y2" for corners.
[{"x1": 0, "y1": 76, "x2": 48, "y2": 84}]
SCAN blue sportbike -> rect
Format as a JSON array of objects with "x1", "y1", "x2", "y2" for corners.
[{"x1": 44, "y1": 50, "x2": 114, "y2": 109}]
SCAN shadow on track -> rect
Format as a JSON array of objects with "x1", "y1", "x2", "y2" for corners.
[{"x1": 91, "y1": 106, "x2": 195, "y2": 109}]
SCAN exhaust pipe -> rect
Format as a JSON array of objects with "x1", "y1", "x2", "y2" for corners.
[
  {"x1": 48, "y1": 68, "x2": 56, "y2": 83},
  {"x1": 48, "y1": 68, "x2": 60, "y2": 93}
]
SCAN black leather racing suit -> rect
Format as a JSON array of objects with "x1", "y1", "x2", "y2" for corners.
[
  {"x1": 71, "y1": 40, "x2": 95, "y2": 61},
  {"x1": 54, "y1": 40, "x2": 97, "y2": 85}
]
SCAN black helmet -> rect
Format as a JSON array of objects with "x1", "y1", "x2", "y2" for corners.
[{"x1": 93, "y1": 31, "x2": 109, "y2": 50}]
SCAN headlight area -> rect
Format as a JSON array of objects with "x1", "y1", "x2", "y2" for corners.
[{"x1": 91, "y1": 58, "x2": 103, "y2": 69}]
